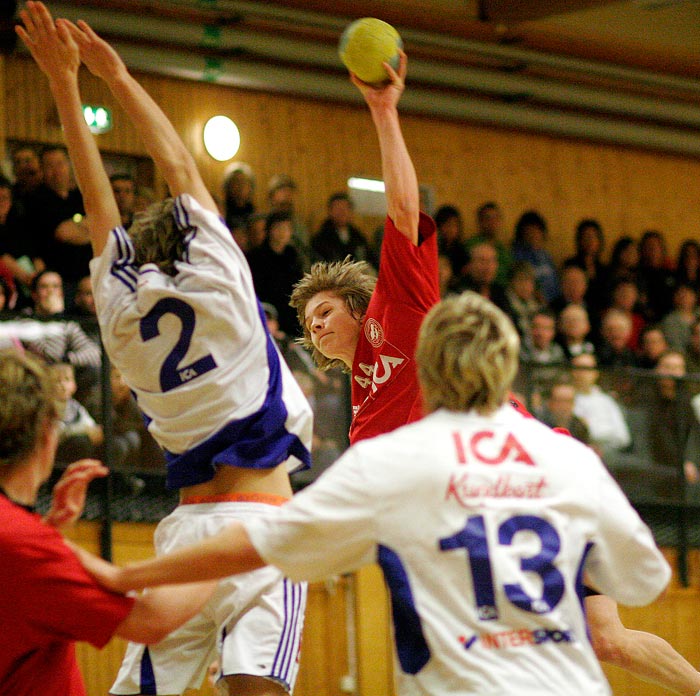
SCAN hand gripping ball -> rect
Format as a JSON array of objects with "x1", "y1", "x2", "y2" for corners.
[{"x1": 338, "y1": 18, "x2": 403, "y2": 85}]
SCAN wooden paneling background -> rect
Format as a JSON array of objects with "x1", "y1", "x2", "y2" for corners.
[{"x1": 5, "y1": 54, "x2": 700, "y2": 262}]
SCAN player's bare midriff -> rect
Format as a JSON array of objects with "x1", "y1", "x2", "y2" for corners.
[{"x1": 179, "y1": 462, "x2": 293, "y2": 503}]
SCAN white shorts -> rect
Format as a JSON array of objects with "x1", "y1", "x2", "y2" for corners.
[{"x1": 110, "y1": 501, "x2": 307, "y2": 695}]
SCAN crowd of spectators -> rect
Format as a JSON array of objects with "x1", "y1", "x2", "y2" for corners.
[{"x1": 2, "y1": 146, "x2": 700, "y2": 494}]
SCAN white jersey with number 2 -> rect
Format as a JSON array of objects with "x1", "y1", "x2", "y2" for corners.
[
  {"x1": 90, "y1": 194, "x2": 312, "y2": 489},
  {"x1": 245, "y1": 405, "x2": 670, "y2": 696}
]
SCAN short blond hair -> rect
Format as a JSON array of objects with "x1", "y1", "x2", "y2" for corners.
[
  {"x1": 129, "y1": 198, "x2": 187, "y2": 276},
  {"x1": 417, "y1": 291, "x2": 519, "y2": 415},
  {"x1": 289, "y1": 258, "x2": 376, "y2": 372},
  {"x1": 0, "y1": 350, "x2": 57, "y2": 468}
]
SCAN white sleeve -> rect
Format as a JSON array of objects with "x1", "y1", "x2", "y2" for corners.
[
  {"x1": 585, "y1": 465, "x2": 671, "y2": 605},
  {"x1": 244, "y1": 447, "x2": 379, "y2": 582}
]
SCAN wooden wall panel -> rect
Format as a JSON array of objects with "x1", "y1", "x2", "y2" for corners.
[{"x1": 7, "y1": 53, "x2": 700, "y2": 267}]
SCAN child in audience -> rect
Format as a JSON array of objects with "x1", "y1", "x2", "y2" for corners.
[{"x1": 50, "y1": 361, "x2": 103, "y2": 462}]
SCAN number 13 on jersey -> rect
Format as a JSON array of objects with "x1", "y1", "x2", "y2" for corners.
[{"x1": 440, "y1": 514, "x2": 565, "y2": 621}]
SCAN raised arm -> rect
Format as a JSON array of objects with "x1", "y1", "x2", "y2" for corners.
[
  {"x1": 16, "y1": 2, "x2": 119, "y2": 256},
  {"x1": 351, "y1": 51, "x2": 419, "y2": 245},
  {"x1": 65, "y1": 19, "x2": 218, "y2": 216}
]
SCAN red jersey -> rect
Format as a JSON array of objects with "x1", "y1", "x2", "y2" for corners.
[
  {"x1": 350, "y1": 213, "x2": 439, "y2": 443},
  {"x1": 0, "y1": 496, "x2": 134, "y2": 696}
]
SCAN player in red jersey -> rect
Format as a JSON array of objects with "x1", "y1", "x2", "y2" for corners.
[{"x1": 290, "y1": 52, "x2": 440, "y2": 445}]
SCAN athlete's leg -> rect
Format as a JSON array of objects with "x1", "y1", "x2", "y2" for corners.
[{"x1": 586, "y1": 593, "x2": 700, "y2": 696}]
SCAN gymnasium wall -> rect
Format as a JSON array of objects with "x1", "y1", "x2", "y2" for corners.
[{"x1": 4, "y1": 53, "x2": 700, "y2": 263}]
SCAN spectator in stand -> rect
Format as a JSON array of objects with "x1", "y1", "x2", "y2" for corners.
[
  {"x1": 606, "y1": 236, "x2": 639, "y2": 291},
  {"x1": 268, "y1": 173, "x2": 311, "y2": 270},
  {"x1": 0, "y1": 278, "x2": 13, "y2": 318},
  {"x1": 519, "y1": 308, "x2": 566, "y2": 365},
  {"x1": 638, "y1": 229, "x2": 675, "y2": 322},
  {"x1": 133, "y1": 183, "x2": 155, "y2": 214},
  {"x1": 312, "y1": 192, "x2": 374, "y2": 266},
  {"x1": 17, "y1": 270, "x2": 101, "y2": 401},
  {"x1": 637, "y1": 324, "x2": 670, "y2": 370},
  {"x1": 674, "y1": 239, "x2": 700, "y2": 293},
  {"x1": 563, "y1": 218, "x2": 608, "y2": 315},
  {"x1": 245, "y1": 212, "x2": 267, "y2": 253},
  {"x1": 50, "y1": 361, "x2": 103, "y2": 463},
  {"x1": 557, "y1": 303, "x2": 595, "y2": 361},
  {"x1": 596, "y1": 308, "x2": 637, "y2": 368},
  {"x1": 433, "y1": 204, "x2": 468, "y2": 280},
  {"x1": 246, "y1": 210, "x2": 304, "y2": 336},
  {"x1": 456, "y1": 240, "x2": 508, "y2": 310},
  {"x1": 536, "y1": 379, "x2": 590, "y2": 445},
  {"x1": 72, "y1": 275, "x2": 100, "y2": 343},
  {"x1": 550, "y1": 264, "x2": 589, "y2": 315},
  {"x1": 222, "y1": 161, "x2": 255, "y2": 233},
  {"x1": 685, "y1": 319, "x2": 700, "y2": 375},
  {"x1": 607, "y1": 278, "x2": 645, "y2": 352},
  {"x1": 288, "y1": 370, "x2": 342, "y2": 491},
  {"x1": 86, "y1": 365, "x2": 165, "y2": 474},
  {"x1": 10, "y1": 145, "x2": 43, "y2": 218},
  {"x1": 661, "y1": 283, "x2": 699, "y2": 352},
  {"x1": 571, "y1": 353, "x2": 631, "y2": 457},
  {"x1": 640, "y1": 351, "x2": 700, "y2": 485},
  {"x1": 502, "y1": 260, "x2": 542, "y2": 339},
  {"x1": 437, "y1": 254, "x2": 457, "y2": 299},
  {"x1": 517, "y1": 308, "x2": 567, "y2": 407},
  {"x1": 0, "y1": 176, "x2": 22, "y2": 308},
  {"x1": 22, "y1": 146, "x2": 89, "y2": 308},
  {"x1": 511, "y1": 209, "x2": 560, "y2": 303},
  {"x1": 465, "y1": 201, "x2": 512, "y2": 285},
  {"x1": 109, "y1": 172, "x2": 136, "y2": 230}
]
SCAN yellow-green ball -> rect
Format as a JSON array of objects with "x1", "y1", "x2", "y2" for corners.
[{"x1": 338, "y1": 18, "x2": 403, "y2": 85}]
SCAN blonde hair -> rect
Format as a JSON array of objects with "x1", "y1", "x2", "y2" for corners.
[
  {"x1": 416, "y1": 291, "x2": 520, "y2": 415},
  {"x1": 289, "y1": 257, "x2": 376, "y2": 372},
  {"x1": 129, "y1": 198, "x2": 188, "y2": 276},
  {"x1": 0, "y1": 350, "x2": 57, "y2": 468}
]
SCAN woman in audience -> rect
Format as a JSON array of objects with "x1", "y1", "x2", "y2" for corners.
[
  {"x1": 503, "y1": 260, "x2": 542, "y2": 339},
  {"x1": 674, "y1": 239, "x2": 700, "y2": 293},
  {"x1": 564, "y1": 218, "x2": 609, "y2": 315},
  {"x1": 607, "y1": 236, "x2": 639, "y2": 289},
  {"x1": 661, "y1": 283, "x2": 699, "y2": 352},
  {"x1": 638, "y1": 229, "x2": 675, "y2": 321},
  {"x1": 221, "y1": 161, "x2": 256, "y2": 232},
  {"x1": 511, "y1": 210, "x2": 560, "y2": 304},
  {"x1": 607, "y1": 278, "x2": 645, "y2": 351}
]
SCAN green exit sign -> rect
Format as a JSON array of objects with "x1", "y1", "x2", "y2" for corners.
[{"x1": 83, "y1": 104, "x2": 112, "y2": 134}]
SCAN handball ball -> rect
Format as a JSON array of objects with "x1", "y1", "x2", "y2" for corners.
[{"x1": 338, "y1": 18, "x2": 403, "y2": 85}]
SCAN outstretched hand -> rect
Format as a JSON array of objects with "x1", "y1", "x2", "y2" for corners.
[
  {"x1": 16, "y1": 1, "x2": 79, "y2": 85},
  {"x1": 44, "y1": 459, "x2": 109, "y2": 531},
  {"x1": 63, "y1": 19, "x2": 127, "y2": 82},
  {"x1": 350, "y1": 50, "x2": 407, "y2": 112}
]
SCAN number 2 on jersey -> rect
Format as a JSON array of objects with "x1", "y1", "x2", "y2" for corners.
[
  {"x1": 440, "y1": 514, "x2": 565, "y2": 620},
  {"x1": 140, "y1": 297, "x2": 217, "y2": 392}
]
